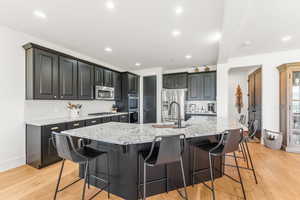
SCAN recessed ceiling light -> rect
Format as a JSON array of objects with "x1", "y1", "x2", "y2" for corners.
[
  {"x1": 243, "y1": 41, "x2": 252, "y2": 46},
  {"x1": 175, "y1": 6, "x2": 183, "y2": 15},
  {"x1": 282, "y1": 35, "x2": 292, "y2": 42},
  {"x1": 208, "y1": 31, "x2": 222, "y2": 42},
  {"x1": 185, "y1": 55, "x2": 192, "y2": 59},
  {"x1": 33, "y1": 10, "x2": 47, "y2": 19},
  {"x1": 106, "y1": 1, "x2": 115, "y2": 10},
  {"x1": 135, "y1": 62, "x2": 141, "y2": 66},
  {"x1": 172, "y1": 30, "x2": 181, "y2": 37},
  {"x1": 104, "y1": 47, "x2": 112, "y2": 52}
]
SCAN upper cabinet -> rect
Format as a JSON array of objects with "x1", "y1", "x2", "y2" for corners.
[
  {"x1": 187, "y1": 71, "x2": 216, "y2": 101},
  {"x1": 128, "y1": 73, "x2": 139, "y2": 94},
  {"x1": 59, "y1": 56, "x2": 78, "y2": 100},
  {"x1": 78, "y1": 62, "x2": 94, "y2": 100},
  {"x1": 25, "y1": 47, "x2": 59, "y2": 99},
  {"x1": 94, "y1": 67, "x2": 104, "y2": 86},
  {"x1": 163, "y1": 73, "x2": 187, "y2": 89},
  {"x1": 24, "y1": 43, "x2": 123, "y2": 100},
  {"x1": 113, "y1": 72, "x2": 122, "y2": 101},
  {"x1": 121, "y1": 72, "x2": 139, "y2": 97},
  {"x1": 104, "y1": 69, "x2": 114, "y2": 87}
]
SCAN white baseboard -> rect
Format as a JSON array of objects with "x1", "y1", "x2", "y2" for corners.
[{"x1": 0, "y1": 156, "x2": 25, "y2": 172}]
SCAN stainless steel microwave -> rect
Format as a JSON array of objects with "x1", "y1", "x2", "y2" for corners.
[{"x1": 95, "y1": 86, "x2": 114, "y2": 100}]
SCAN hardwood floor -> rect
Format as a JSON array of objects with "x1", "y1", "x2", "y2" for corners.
[{"x1": 1, "y1": 143, "x2": 300, "y2": 200}]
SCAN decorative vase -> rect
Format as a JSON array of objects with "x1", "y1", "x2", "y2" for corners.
[{"x1": 70, "y1": 109, "x2": 80, "y2": 119}]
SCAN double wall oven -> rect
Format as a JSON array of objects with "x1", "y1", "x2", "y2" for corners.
[{"x1": 128, "y1": 94, "x2": 139, "y2": 123}]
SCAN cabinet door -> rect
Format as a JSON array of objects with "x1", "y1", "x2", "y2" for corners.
[
  {"x1": 114, "y1": 72, "x2": 122, "y2": 101},
  {"x1": 42, "y1": 123, "x2": 65, "y2": 166},
  {"x1": 34, "y1": 49, "x2": 59, "y2": 99},
  {"x1": 78, "y1": 62, "x2": 94, "y2": 100},
  {"x1": 176, "y1": 74, "x2": 187, "y2": 89},
  {"x1": 95, "y1": 67, "x2": 104, "y2": 86},
  {"x1": 128, "y1": 74, "x2": 138, "y2": 94},
  {"x1": 188, "y1": 74, "x2": 203, "y2": 100},
  {"x1": 85, "y1": 118, "x2": 102, "y2": 126},
  {"x1": 203, "y1": 72, "x2": 216, "y2": 100},
  {"x1": 163, "y1": 75, "x2": 173, "y2": 89},
  {"x1": 104, "y1": 69, "x2": 114, "y2": 87},
  {"x1": 119, "y1": 114, "x2": 129, "y2": 123},
  {"x1": 59, "y1": 56, "x2": 78, "y2": 99}
]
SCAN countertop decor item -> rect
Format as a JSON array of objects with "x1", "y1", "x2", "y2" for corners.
[
  {"x1": 235, "y1": 84, "x2": 243, "y2": 114},
  {"x1": 193, "y1": 66, "x2": 200, "y2": 72},
  {"x1": 67, "y1": 102, "x2": 82, "y2": 118},
  {"x1": 204, "y1": 65, "x2": 210, "y2": 71}
]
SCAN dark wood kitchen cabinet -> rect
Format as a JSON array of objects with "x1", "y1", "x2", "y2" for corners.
[
  {"x1": 25, "y1": 47, "x2": 59, "y2": 100},
  {"x1": 78, "y1": 61, "x2": 94, "y2": 100},
  {"x1": 94, "y1": 66, "x2": 104, "y2": 86},
  {"x1": 128, "y1": 73, "x2": 139, "y2": 94},
  {"x1": 59, "y1": 56, "x2": 78, "y2": 100},
  {"x1": 188, "y1": 71, "x2": 216, "y2": 101},
  {"x1": 163, "y1": 73, "x2": 187, "y2": 89},
  {"x1": 26, "y1": 123, "x2": 65, "y2": 169},
  {"x1": 114, "y1": 71, "x2": 122, "y2": 101},
  {"x1": 95, "y1": 67, "x2": 114, "y2": 87},
  {"x1": 26, "y1": 114, "x2": 130, "y2": 169},
  {"x1": 24, "y1": 43, "x2": 122, "y2": 100},
  {"x1": 104, "y1": 69, "x2": 114, "y2": 87}
]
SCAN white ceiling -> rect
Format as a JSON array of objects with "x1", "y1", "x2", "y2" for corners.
[
  {"x1": 0, "y1": 0, "x2": 223, "y2": 70},
  {"x1": 1, "y1": 0, "x2": 300, "y2": 69},
  {"x1": 219, "y1": 0, "x2": 300, "y2": 62}
]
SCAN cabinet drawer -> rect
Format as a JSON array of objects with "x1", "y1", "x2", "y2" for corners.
[
  {"x1": 66, "y1": 121, "x2": 85, "y2": 130},
  {"x1": 102, "y1": 117, "x2": 111, "y2": 123},
  {"x1": 119, "y1": 115, "x2": 129, "y2": 123},
  {"x1": 111, "y1": 116, "x2": 120, "y2": 122},
  {"x1": 85, "y1": 118, "x2": 102, "y2": 126}
]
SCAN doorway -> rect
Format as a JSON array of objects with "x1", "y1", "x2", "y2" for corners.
[
  {"x1": 143, "y1": 76, "x2": 157, "y2": 123},
  {"x1": 248, "y1": 68, "x2": 262, "y2": 138}
]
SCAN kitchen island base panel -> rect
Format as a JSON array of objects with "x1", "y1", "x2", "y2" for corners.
[{"x1": 79, "y1": 136, "x2": 223, "y2": 200}]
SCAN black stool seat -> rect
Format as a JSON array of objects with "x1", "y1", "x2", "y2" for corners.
[
  {"x1": 191, "y1": 129, "x2": 247, "y2": 200},
  {"x1": 138, "y1": 134, "x2": 189, "y2": 200},
  {"x1": 197, "y1": 143, "x2": 224, "y2": 156},
  {"x1": 73, "y1": 146, "x2": 106, "y2": 162},
  {"x1": 52, "y1": 132, "x2": 110, "y2": 200},
  {"x1": 140, "y1": 147, "x2": 159, "y2": 166}
]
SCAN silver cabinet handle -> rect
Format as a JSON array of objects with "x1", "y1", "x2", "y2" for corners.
[
  {"x1": 73, "y1": 123, "x2": 80, "y2": 127},
  {"x1": 91, "y1": 120, "x2": 97, "y2": 123},
  {"x1": 51, "y1": 127, "x2": 59, "y2": 130},
  {"x1": 54, "y1": 96, "x2": 57, "y2": 98}
]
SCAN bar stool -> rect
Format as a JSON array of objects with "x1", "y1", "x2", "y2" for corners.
[
  {"x1": 192, "y1": 129, "x2": 247, "y2": 200},
  {"x1": 52, "y1": 132, "x2": 110, "y2": 200},
  {"x1": 241, "y1": 120, "x2": 259, "y2": 184},
  {"x1": 138, "y1": 134, "x2": 189, "y2": 200}
]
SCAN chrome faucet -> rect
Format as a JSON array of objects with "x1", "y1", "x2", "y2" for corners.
[{"x1": 168, "y1": 101, "x2": 182, "y2": 128}]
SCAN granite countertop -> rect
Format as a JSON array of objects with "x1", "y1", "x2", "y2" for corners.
[
  {"x1": 62, "y1": 116, "x2": 242, "y2": 145},
  {"x1": 185, "y1": 112, "x2": 217, "y2": 116},
  {"x1": 25, "y1": 112, "x2": 129, "y2": 126}
]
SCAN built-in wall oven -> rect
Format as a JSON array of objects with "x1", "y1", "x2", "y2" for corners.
[
  {"x1": 128, "y1": 94, "x2": 139, "y2": 123},
  {"x1": 95, "y1": 86, "x2": 114, "y2": 100}
]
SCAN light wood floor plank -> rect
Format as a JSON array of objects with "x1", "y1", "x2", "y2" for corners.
[{"x1": 0, "y1": 143, "x2": 299, "y2": 200}]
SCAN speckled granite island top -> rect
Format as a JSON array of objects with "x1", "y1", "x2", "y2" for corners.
[{"x1": 62, "y1": 116, "x2": 242, "y2": 145}]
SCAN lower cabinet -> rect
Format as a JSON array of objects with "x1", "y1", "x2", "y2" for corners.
[{"x1": 26, "y1": 114, "x2": 129, "y2": 169}]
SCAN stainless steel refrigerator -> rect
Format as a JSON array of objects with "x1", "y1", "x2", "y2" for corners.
[{"x1": 161, "y1": 89, "x2": 187, "y2": 122}]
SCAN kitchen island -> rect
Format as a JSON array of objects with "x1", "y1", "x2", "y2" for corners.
[{"x1": 62, "y1": 116, "x2": 241, "y2": 200}]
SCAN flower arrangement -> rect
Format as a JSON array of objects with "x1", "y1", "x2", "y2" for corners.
[{"x1": 67, "y1": 102, "x2": 82, "y2": 118}]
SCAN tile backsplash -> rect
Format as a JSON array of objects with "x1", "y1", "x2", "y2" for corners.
[
  {"x1": 186, "y1": 101, "x2": 217, "y2": 113},
  {"x1": 24, "y1": 100, "x2": 115, "y2": 120}
]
